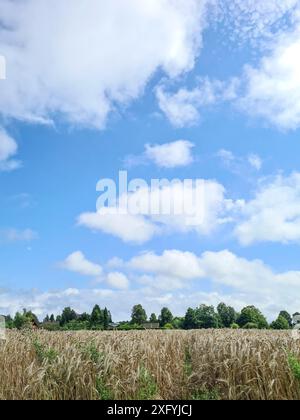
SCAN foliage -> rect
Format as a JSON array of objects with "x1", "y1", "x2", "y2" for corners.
[
  {"x1": 288, "y1": 354, "x2": 300, "y2": 382},
  {"x1": 237, "y1": 306, "x2": 268, "y2": 329},
  {"x1": 217, "y1": 303, "x2": 237, "y2": 328},
  {"x1": 131, "y1": 304, "x2": 147, "y2": 325},
  {"x1": 159, "y1": 307, "x2": 173, "y2": 327},
  {"x1": 270, "y1": 315, "x2": 290, "y2": 330}
]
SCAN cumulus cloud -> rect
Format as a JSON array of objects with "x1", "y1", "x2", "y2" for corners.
[
  {"x1": 0, "y1": 0, "x2": 207, "y2": 129},
  {"x1": 78, "y1": 178, "x2": 231, "y2": 243},
  {"x1": 235, "y1": 172, "x2": 300, "y2": 245},
  {"x1": 145, "y1": 140, "x2": 195, "y2": 168},
  {"x1": 106, "y1": 272, "x2": 130, "y2": 290},
  {"x1": 0, "y1": 129, "x2": 21, "y2": 172},
  {"x1": 239, "y1": 23, "x2": 300, "y2": 130},
  {"x1": 2, "y1": 248, "x2": 300, "y2": 320},
  {"x1": 125, "y1": 140, "x2": 195, "y2": 169},
  {"x1": 61, "y1": 251, "x2": 103, "y2": 277}
]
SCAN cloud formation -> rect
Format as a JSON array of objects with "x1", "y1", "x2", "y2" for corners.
[
  {"x1": 0, "y1": 129, "x2": 21, "y2": 172},
  {"x1": 0, "y1": 0, "x2": 207, "y2": 129},
  {"x1": 61, "y1": 251, "x2": 103, "y2": 277}
]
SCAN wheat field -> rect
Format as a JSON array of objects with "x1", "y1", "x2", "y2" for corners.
[{"x1": 0, "y1": 329, "x2": 299, "y2": 400}]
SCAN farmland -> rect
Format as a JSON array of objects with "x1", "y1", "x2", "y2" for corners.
[{"x1": 0, "y1": 329, "x2": 300, "y2": 400}]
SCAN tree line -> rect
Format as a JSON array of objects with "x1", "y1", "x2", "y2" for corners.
[{"x1": 3, "y1": 303, "x2": 298, "y2": 331}]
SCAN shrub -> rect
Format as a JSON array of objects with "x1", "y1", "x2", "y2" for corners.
[{"x1": 243, "y1": 322, "x2": 258, "y2": 330}]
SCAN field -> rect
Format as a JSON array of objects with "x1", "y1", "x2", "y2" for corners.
[{"x1": 0, "y1": 329, "x2": 300, "y2": 400}]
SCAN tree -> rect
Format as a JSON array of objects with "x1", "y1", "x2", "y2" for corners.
[
  {"x1": 90, "y1": 305, "x2": 103, "y2": 327},
  {"x1": 60, "y1": 307, "x2": 77, "y2": 326},
  {"x1": 149, "y1": 313, "x2": 157, "y2": 323},
  {"x1": 217, "y1": 303, "x2": 237, "y2": 328},
  {"x1": 4, "y1": 315, "x2": 13, "y2": 329},
  {"x1": 131, "y1": 304, "x2": 147, "y2": 325},
  {"x1": 279, "y1": 311, "x2": 292, "y2": 328},
  {"x1": 43, "y1": 315, "x2": 50, "y2": 323},
  {"x1": 78, "y1": 312, "x2": 90, "y2": 322},
  {"x1": 184, "y1": 308, "x2": 197, "y2": 330},
  {"x1": 103, "y1": 307, "x2": 110, "y2": 330},
  {"x1": 159, "y1": 307, "x2": 173, "y2": 327},
  {"x1": 237, "y1": 306, "x2": 268, "y2": 329},
  {"x1": 172, "y1": 317, "x2": 184, "y2": 329},
  {"x1": 49, "y1": 314, "x2": 55, "y2": 323},
  {"x1": 13, "y1": 312, "x2": 26, "y2": 329},
  {"x1": 270, "y1": 315, "x2": 290, "y2": 330},
  {"x1": 196, "y1": 305, "x2": 219, "y2": 329}
]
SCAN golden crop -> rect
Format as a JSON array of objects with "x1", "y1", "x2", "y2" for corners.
[{"x1": 0, "y1": 329, "x2": 299, "y2": 400}]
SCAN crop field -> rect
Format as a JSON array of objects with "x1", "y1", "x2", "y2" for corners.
[{"x1": 0, "y1": 330, "x2": 300, "y2": 400}]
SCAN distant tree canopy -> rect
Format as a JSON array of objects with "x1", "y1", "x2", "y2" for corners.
[
  {"x1": 270, "y1": 315, "x2": 290, "y2": 330},
  {"x1": 184, "y1": 305, "x2": 219, "y2": 329},
  {"x1": 131, "y1": 304, "x2": 147, "y2": 325},
  {"x1": 3, "y1": 303, "x2": 295, "y2": 331},
  {"x1": 237, "y1": 306, "x2": 268, "y2": 329},
  {"x1": 159, "y1": 307, "x2": 173, "y2": 327},
  {"x1": 217, "y1": 303, "x2": 237, "y2": 328},
  {"x1": 149, "y1": 313, "x2": 158, "y2": 323},
  {"x1": 279, "y1": 311, "x2": 292, "y2": 327}
]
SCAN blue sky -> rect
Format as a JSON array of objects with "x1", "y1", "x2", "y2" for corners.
[{"x1": 1, "y1": 0, "x2": 300, "y2": 320}]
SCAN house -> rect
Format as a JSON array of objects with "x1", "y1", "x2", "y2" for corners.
[{"x1": 142, "y1": 322, "x2": 160, "y2": 330}]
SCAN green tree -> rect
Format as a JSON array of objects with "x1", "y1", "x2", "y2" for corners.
[
  {"x1": 217, "y1": 303, "x2": 237, "y2": 328},
  {"x1": 159, "y1": 307, "x2": 173, "y2": 327},
  {"x1": 196, "y1": 305, "x2": 219, "y2": 329},
  {"x1": 172, "y1": 317, "x2": 184, "y2": 329},
  {"x1": 49, "y1": 314, "x2": 55, "y2": 323},
  {"x1": 237, "y1": 306, "x2": 268, "y2": 329},
  {"x1": 131, "y1": 304, "x2": 147, "y2": 325},
  {"x1": 90, "y1": 305, "x2": 103, "y2": 327},
  {"x1": 149, "y1": 313, "x2": 157, "y2": 323},
  {"x1": 60, "y1": 307, "x2": 77, "y2": 326},
  {"x1": 279, "y1": 311, "x2": 292, "y2": 328},
  {"x1": 184, "y1": 308, "x2": 197, "y2": 330},
  {"x1": 103, "y1": 307, "x2": 110, "y2": 330},
  {"x1": 43, "y1": 314, "x2": 50, "y2": 323},
  {"x1": 78, "y1": 312, "x2": 90, "y2": 322},
  {"x1": 14, "y1": 312, "x2": 27, "y2": 329},
  {"x1": 270, "y1": 315, "x2": 290, "y2": 330}
]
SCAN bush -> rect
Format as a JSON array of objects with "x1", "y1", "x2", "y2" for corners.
[
  {"x1": 162, "y1": 323, "x2": 174, "y2": 330},
  {"x1": 243, "y1": 322, "x2": 258, "y2": 330},
  {"x1": 231, "y1": 323, "x2": 239, "y2": 329}
]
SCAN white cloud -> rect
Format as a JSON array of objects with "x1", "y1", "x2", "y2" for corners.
[
  {"x1": 78, "y1": 179, "x2": 230, "y2": 243},
  {"x1": 145, "y1": 140, "x2": 194, "y2": 168},
  {"x1": 0, "y1": 0, "x2": 207, "y2": 129},
  {"x1": 107, "y1": 272, "x2": 129, "y2": 290},
  {"x1": 61, "y1": 251, "x2": 103, "y2": 277},
  {"x1": 248, "y1": 154, "x2": 262, "y2": 171},
  {"x1": 129, "y1": 250, "x2": 203, "y2": 280},
  {"x1": 217, "y1": 149, "x2": 263, "y2": 173},
  {"x1": 215, "y1": 0, "x2": 300, "y2": 45},
  {"x1": 2, "y1": 248, "x2": 300, "y2": 320},
  {"x1": 240, "y1": 22, "x2": 300, "y2": 130},
  {"x1": 0, "y1": 129, "x2": 21, "y2": 172},
  {"x1": 235, "y1": 172, "x2": 300, "y2": 245},
  {"x1": 0, "y1": 228, "x2": 38, "y2": 243},
  {"x1": 156, "y1": 77, "x2": 239, "y2": 127},
  {"x1": 78, "y1": 210, "x2": 158, "y2": 244}
]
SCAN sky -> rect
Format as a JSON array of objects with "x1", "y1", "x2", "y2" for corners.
[{"x1": 1, "y1": 0, "x2": 300, "y2": 321}]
